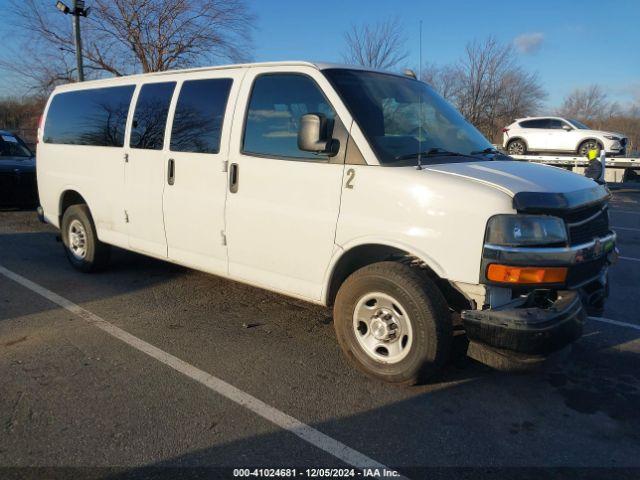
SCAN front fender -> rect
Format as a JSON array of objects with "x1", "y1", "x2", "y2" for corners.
[{"x1": 321, "y1": 237, "x2": 447, "y2": 305}]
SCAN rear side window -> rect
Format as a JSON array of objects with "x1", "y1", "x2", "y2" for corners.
[
  {"x1": 519, "y1": 119, "x2": 549, "y2": 129},
  {"x1": 170, "y1": 78, "x2": 232, "y2": 154},
  {"x1": 130, "y1": 82, "x2": 176, "y2": 150},
  {"x1": 243, "y1": 74, "x2": 335, "y2": 160},
  {"x1": 44, "y1": 85, "x2": 135, "y2": 146}
]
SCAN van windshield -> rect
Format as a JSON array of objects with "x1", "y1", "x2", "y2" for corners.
[{"x1": 323, "y1": 69, "x2": 494, "y2": 166}]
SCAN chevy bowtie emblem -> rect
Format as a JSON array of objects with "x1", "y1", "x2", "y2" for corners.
[{"x1": 593, "y1": 238, "x2": 602, "y2": 257}]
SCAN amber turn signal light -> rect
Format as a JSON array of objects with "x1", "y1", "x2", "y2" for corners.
[{"x1": 487, "y1": 264, "x2": 567, "y2": 284}]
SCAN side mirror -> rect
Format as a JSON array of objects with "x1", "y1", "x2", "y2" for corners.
[
  {"x1": 562, "y1": 124, "x2": 572, "y2": 131},
  {"x1": 298, "y1": 113, "x2": 336, "y2": 154}
]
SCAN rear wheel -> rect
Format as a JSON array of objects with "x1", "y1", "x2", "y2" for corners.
[
  {"x1": 333, "y1": 261, "x2": 452, "y2": 385},
  {"x1": 61, "y1": 204, "x2": 110, "y2": 272},
  {"x1": 507, "y1": 139, "x2": 526, "y2": 155},
  {"x1": 578, "y1": 140, "x2": 602, "y2": 157}
]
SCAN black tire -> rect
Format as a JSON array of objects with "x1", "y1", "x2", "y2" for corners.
[
  {"x1": 61, "y1": 204, "x2": 110, "y2": 272},
  {"x1": 333, "y1": 261, "x2": 452, "y2": 385},
  {"x1": 507, "y1": 139, "x2": 527, "y2": 155},
  {"x1": 578, "y1": 140, "x2": 602, "y2": 157}
]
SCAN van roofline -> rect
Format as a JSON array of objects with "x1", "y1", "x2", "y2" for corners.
[{"x1": 51, "y1": 61, "x2": 399, "y2": 92}]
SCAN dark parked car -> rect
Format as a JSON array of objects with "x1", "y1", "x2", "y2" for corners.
[{"x1": 0, "y1": 130, "x2": 38, "y2": 208}]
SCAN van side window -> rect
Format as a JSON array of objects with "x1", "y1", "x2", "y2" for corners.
[
  {"x1": 243, "y1": 74, "x2": 335, "y2": 160},
  {"x1": 43, "y1": 85, "x2": 135, "y2": 147},
  {"x1": 170, "y1": 78, "x2": 232, "y2": 154},
  {"x1": 130, "y1": 82, "x2": 176, "y2": 150}
]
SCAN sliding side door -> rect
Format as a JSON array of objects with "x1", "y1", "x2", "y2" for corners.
[
  {"x1": 124, "y1": 81, "x2": 176, "y2": 257},
  {"x1": 162, "y1": 71, "x2": 242, "y2": 275}
]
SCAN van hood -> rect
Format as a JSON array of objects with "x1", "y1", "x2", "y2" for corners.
[{"x1": 423, "y1": 159, "x2": 609, "y2": 210}]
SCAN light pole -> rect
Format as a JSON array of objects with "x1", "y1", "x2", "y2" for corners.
[{"x1": 55, "y1": 0, "x2": 90, "y2": 82}]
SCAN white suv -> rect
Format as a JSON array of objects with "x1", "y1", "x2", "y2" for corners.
[{"x1": 503, "y1": 116, "x2": 627, "y2": 157}]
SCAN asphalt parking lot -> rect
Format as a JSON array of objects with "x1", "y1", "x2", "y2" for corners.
[{"x1": 1, "y1": 190, "x2": 639, "y2": 479}]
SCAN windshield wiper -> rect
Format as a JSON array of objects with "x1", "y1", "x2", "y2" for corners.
[
  {"x1": 394, "y1": 148, "x2": 467, "y2": 161},
  {"x1": 470, "y1": 147, "x2": 499, "y2": 155}
]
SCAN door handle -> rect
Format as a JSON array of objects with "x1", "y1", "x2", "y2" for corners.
[
  {"x1": 229, "y1": 162, "x2": 239, "y2": 193},
  {"x1": 167, "y1": 158, "x2": 175, "y2": 185}
]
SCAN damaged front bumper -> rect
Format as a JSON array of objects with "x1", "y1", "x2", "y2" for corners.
[
  {"x1": 464, "y1": 229, "x2": 617, "y2": 362},
  {"x1": 461, "y1": 290, "x2": 586, "y2": 356}
]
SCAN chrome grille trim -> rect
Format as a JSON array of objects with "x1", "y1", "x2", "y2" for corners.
[{"x1": 566, "y1": 206, "x2": 607, "y2": 228}]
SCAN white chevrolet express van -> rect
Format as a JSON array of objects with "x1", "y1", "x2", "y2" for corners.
[{"x1": 37, "y1": 61, "x2": 617, "y2": 384}]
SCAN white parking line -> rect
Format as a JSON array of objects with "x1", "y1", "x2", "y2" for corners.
[
  {"x1": 620, "y1": 256, "x2": 640, "y2": 263},
  {"x1": 613, "y1": 226, "x2": 640, "y2": 232},
  {"x1": 610, "y1": 209, "x2": 640, "y2": 215},
  {"x1": 0, "y1": 265, "x2": 394, "y2": 473},
  {"x1": 589, "y1": 316, "x2": 640, "y2": 332}
]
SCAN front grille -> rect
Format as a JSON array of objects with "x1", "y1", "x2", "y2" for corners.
[
  {"x1": 554, "y1": 203, "x2": 610, "y2": 246},
  {"x1": 567, "y1": 257, "x2": 606, "y2": 288},
  {"x1": 568, "y1": 209, "x2": 609, "y2": 245}
]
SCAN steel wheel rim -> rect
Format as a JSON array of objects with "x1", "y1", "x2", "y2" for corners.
[
  {"x1": 352, "y1": 292, "x2": 413, "y2": 364},
  {"x1": 68, "y1": 219, "x2": 87, "y2": 260}
]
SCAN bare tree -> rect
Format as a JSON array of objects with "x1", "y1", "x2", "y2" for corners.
[
  {"x1": 422, "y1": 37, "x2": 546, "y2": 141},
  {"x1": 0, "y1": 96, "x2": 46, "y2": 146},
  {"x1": 558, "y1": 85, "x2": 618, "y2": 121},
  {"x1": 342, "y1": 18, "x2": 408, "y2": 70},
  {"x1": 558, "y1": 85, "x2": 639, "y2": 153},
  {"x1": 421, "y1": 63, "x2": 459, "y2": 101},
  {"x1": 455, "y1": 37, "x2": 545, "y2": 137},
  {"x1": 495, "y1": 69, "x2": 547, "y2": 130},
  {"x1": 600, "y1": 114, "x2": 640, "y2": 154},
  {"x1": 1, "y1": 0, "x2": 255, "y2": 94}
]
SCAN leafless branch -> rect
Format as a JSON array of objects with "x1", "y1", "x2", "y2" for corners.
[
  {"x1": 342, "y1": 18, "x2": 408, "y2": 71},
  {"x1": 1, "y1": 0, "x2": 255, "y2": 94},
  {"x1": 422, "y1": 36, "x2": 547, "y2": 141}
]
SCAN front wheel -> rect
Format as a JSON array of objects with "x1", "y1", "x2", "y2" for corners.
[
  {"x1": 333, "y1": 261, "x2": 452, "y2": 385},
  {"x1": 578, "y1": 140, "x2": 602, "y2": 157},
  {"x1": 61, "y1": 204, "x2": 111, "y2": 272}
]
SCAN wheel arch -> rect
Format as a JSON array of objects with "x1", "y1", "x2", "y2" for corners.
[
  {"x1": 576, "y1": 137, "x2": 604, "y2": 153},
  {"x1": 58, "y1": 188, "x2": 89, "y2": 225},
  {"x1": 506, "y1": 137, "x2": 528, "y2": 150},
  {"x1": 323, "y1": 242, "x2": 471, "y2": 312}
]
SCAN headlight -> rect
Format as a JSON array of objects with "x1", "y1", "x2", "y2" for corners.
[
  {"x1": 604, "y1": 135, "x2": 620, "y2": 141},
  {"x1": 485, "y1": 215, "x2": 567, "y2": 247}
]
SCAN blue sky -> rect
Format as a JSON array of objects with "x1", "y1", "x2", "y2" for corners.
[
  {"x1": 250, "y1": 0, "x2": 639, "y2": 108},
  {"x1": 1, "y1": 0, "x2": 638, "y2": 109}
]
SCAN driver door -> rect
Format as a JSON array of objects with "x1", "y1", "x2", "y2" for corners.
[{"x1": 224, "y1": 67, "x2": 348, "y2": 301}]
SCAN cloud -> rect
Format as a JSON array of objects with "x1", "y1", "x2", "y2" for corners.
[{"x1": 514, "y1": 32, "x2": 544, "y2": 54}]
